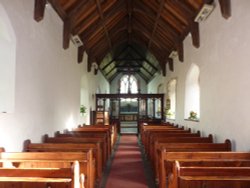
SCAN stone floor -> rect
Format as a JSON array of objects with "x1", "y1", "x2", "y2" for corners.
[{"x1": 120, "y1": 121, "x2": 138, "y2": 134}]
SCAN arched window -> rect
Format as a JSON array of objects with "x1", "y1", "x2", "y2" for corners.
[
  {"x1": 166, "y1": 79, "x2": 177, "y2": 119},
  {"x1": 120, "y1": 74, "x2": 138, "y2": 94},
  {"x1": 184, "y1": 64, "x2": 200, "y2": 120},
  {"x1": 0, "y1": 4, "x2": 16, "y2": 113}
]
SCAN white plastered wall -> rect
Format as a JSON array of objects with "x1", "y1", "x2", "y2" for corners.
[
  {"x1": 148, "y1": 0, "x2": 250, "y2": 151},
  {"x1": 0, "y1": 0, "x2": 109, "y2": 151}
]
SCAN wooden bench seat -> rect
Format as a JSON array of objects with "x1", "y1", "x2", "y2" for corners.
[
  {"x1": 149, "y1": 135, "x2": 213, "y2": 165},
  {"x1": 0, "y1": 161, "x2": 83, "y2": 188},
  {"x1": 56, "y1": 132, "x2": 111, "y2": 157},
  {"x1": 169, "y1": 161, "x2": 250, "y2": 188},
  {"x1": 142, "y1": 129, "x2": 192, "y2": 150},
  {"x1": 154, "y1": 140, "x2": 232, "y2": 184},
  {"x1": 23, "y1": 140, "x2": 103, "y2": 181},
  {"x1": 0, "y1": 152, "x2": 94, "y2": 188},
  {"x1": 157, "y1": 151, "x2": 250, "y2": 188},
  {"x1": 141, "y1": 126, "x2": 186, "y2": 145},
  {"x1": 73, "y1": 124, "x2": 118, "y2": 150},
  {"x1": 144, "y1": 131, "x2": 201, "y2": 155},
  {"x1": 43, "y1": 135, "x2": 108, "y2": 167}
]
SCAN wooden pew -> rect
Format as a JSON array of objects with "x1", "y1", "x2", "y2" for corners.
[
  {"x1": 169, "y1": 160, "x2": 250, "y2": 188},
  {"x1": 69, "y1": 125, "x2": 115, "y2": 154},
  {"x1": 141, "y1": 126, "x2": 184, "y2": 145},
  {"x1": 43, "y1": 135, "x2": 108, "y2": 168},
  {"x1": 23, "y1": 140, "x2": 103, "y2": 181},
  {"x1": 154, "y1": 140, "x2": 232, "y2": 184},
  {"x1": 145, "y1": 131, "x2": 200, "y2": 156},
  {"x1": 149, "y1": 135, "x2": 213, "y2": 165},
  {"x1": 0, "y1": 161, "x2": 83, "y2": 188},
  {"x1": 0, "y1": 152, "x2": 94, "y2": 188},
  {"x1": 157, "y1": 151, "x2": 250, "y2": 188},
  {"x1": 142, "y1": 129, "x2": 192, "y2": 151},
  {"x1": 57, "y1": 131, "x2": 111, "y2": 158},
  {"x1": 76, "y1": 124, "x2": 118, "y2": 148}
]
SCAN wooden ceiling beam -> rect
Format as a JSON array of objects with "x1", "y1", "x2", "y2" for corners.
[
  {"x1": 160, "y1": 8, "x2": 185, "y2": 34},
  {"x1": 133, "y1": 0, "x2": 156, "y2": 20},
  {"x1": 172, "y1": 1, "x2": 200, "y2": 48},
  {"x1": 132, "y1": 19, "x2": 172, "y2": 52},
  {"x1": 101, "y1": 45, "x2": 129, "y2": 71},
  {"x1": 73, "y1": 0, "x2": 117, "y2": 35},
  {"x1": 91, "y1": 42, "x2": 109, "y2": 61},
  {"x1": 137, "y1": 72, "x2": 149, "y2": 83},
  {"x1": 128, "y1": 60, "x2": 154, "y2": 76},
  {"x1": 219, "y1": 0, "x2": 231, "y2": 19},
  {"x1": 146, "y1": 0, "x2": 165, "y2": 49},
  {"x1": 77, "y1": 46, "x2": 85, "y2": 63},
  {"x1": 47, "y1": 0, "x2": 67, "y2": 19},
  {"x1": 109, "y1": 72, "x2": 120, "y2": 83},
  {"x1": 63, "y1": 17, "x2": 71, "y2": 49},
  {"x1": 161, "y1": 61, "x2": 166, "y2": 77},
  {"x1": 127, "y1": 0, "x2": 133, "y2": 45},
  {"x1": 176, "y1": 41, "x2": 184, "y2": 62},
  {"x1": 84, "y1": 32, "x2": 106, "y2": 49},
  {"x1": 105, "y1": 11, "x2": 127, "y2": 34},
  {"x1": 190, "y1": 22, "x2": 200, "y2": 48},
  {"x1": 34, "y1": 0, "x2": 46, "y2": 22},
  {"x1": 133, "y1": 25, "x2": 162, "y2": 50},
  {"x1": 105, "y1": 66, "x2": 116, "y2": 76},
  {"x1": 85, "y1": 11, "x2": 126, "y2": 50},
  {"x1": 168, "y1": 58, "x2": 174, "y2": 72},
  {"x1": 137, "y1": 64, "x2": 154, "y2": 77},
  {"x1": 95, "y1": 0, "x2": 113, "y2": 50},
  {"x1": 73, "y1": 11, "x2": 99, "y2": 35},
  {"x1": 130, "y1": 45, "x2": 158, "y2": 71}
]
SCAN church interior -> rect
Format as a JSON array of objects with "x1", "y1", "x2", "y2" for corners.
[{"x1": 1, "y1": 0, "x2": 250, "y2": 188}]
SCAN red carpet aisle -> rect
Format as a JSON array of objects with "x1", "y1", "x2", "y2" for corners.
[{"x1": 104, "y1": 135, "x2": 149, "y2": 188}]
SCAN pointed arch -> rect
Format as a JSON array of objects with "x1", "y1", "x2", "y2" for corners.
[
  {"x1": 166, "y1": 78, "x2": 177, "y2": 119},
  {"x1": 184, "y1": 63, "x2": 200, "y2": 120},
  {"x1": 120, "y1": 74, "x2": 138, "y2": 94}
]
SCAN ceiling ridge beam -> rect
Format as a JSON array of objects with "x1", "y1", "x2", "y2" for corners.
[
  {"x1": 127, "y1": 0, "x2": 133, "y2": 44},
  {"x1": 96, "y1": 0, "x2": 113, "y2": 50},
  {"x1": 147, "y1": 0, "x2": 165, "y2": 49}
]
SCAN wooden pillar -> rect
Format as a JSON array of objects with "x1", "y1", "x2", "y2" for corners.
[
  {"x1": 118, "y1": 98, "x2": 121, "y2": 134},
  {"x1": 152, "y1": 98, "x2": 156, "y2": 119},
  {"x1": 137, "y1": 98, "x2": 140, "y2": 134},
  {"x1": 161, "y1": 95, "x2": 164, "y2": 120}
]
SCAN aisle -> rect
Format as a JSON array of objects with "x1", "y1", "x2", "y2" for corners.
[{"x1": 104, "y1": 135, "x2": 151, "y2": 188}]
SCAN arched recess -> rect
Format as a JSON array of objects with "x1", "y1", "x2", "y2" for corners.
[
  {"x1": 184, "y1": 64, "x2": 200, "y2": 120},
  {"x1": 0, "y1": 4, "x2": 16, "y2": 113},
  {"x1": 166, "y1": 79, "x2": 177, "y2": 119},
  {"x1": 80, "y1": 74, "x2": 89, "y2": 124},
  {"x1": 120, "y1": 74, "x2": 138, "y2": 94}
]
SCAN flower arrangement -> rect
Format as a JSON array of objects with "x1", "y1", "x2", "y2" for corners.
[
  {"x1": 80, "y1": 105, "x2": 86, "y2": 114},
  {"x1": 188, "y1": 111, "x2": 198, "y2": 120}
]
